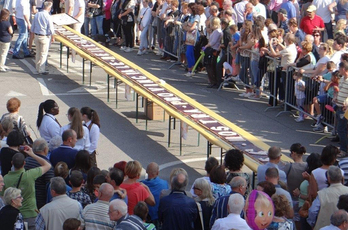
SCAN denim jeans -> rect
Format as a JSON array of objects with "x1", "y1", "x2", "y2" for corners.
[
  {"x1": 139, "y1": 25, "x2": 149, "y2": 50},
  {"x1": 83, "y1": 17, "x2": 90, "y2": 36},
  {"x1": 13, "y1": 18, "x2": 30, "y2": 56},
  {"x1": 336, "y1": 108, "x2": 348, "y2": 152},
  {"x1": 91, "y1": 15, "x2": 104, "y2": 36},
  {"x1": 250, "y1": 59, "x2": 260, "y2": 87}
]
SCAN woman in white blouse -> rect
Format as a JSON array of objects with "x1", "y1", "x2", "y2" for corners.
[
  {"x1": 60, "y1": 107, "x2": 90, "y2": 152},
  {"x1": 80, "y1": 107, "x2": 100, "y2": 166},
  {"x1": 37, "y1": 99, "x2": 61, "y2": 143}
]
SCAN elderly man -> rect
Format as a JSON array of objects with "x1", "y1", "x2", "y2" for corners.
[
  {"x1": 36, "y1": 177, "x2": 82, "y2": 230},
  {"x1": 158, "y1": 173, "x2": 198, "y2": 230},
  {"x1": 210, "y1": 176, "x2": 247, "y2": 228},
  {"x1": 24, "y1": 138, "x2": 54, "y2": 209},
  {"x1": 1, "y1": 149, "x2": 51, "y2": 230},
  {"x1": 50, "y1": 129, "x2": 78, "y2": 169},
  {"x1": 257, "y1": 146, "x2": 287, "y2": 183},
  {"x1": 141, "y1": 162, "x2": 168, "y2": 227},
  {"x1": 82, "y1": 183, "x2": 115, "y2": 229},
  {"x1": 308, "y1": 166, "x2": 348, "y2": 230},
  {"x1": 300, "y1": 5, "x2": 325, "y2": 35},
  {"x1": 244, "y1": 3, "x2": 254, "y2": 21},
  {"x1": 30, "y1": 1, "x2": 55, "y2": 75},
  {"x1": 320, "y1": 210, "x2": 348, "y2": 230},
  {"x1": 212, "y1": 193, "x2": 251, "y2": 230},
  {"x1": 108, "y1": 199, "x2": 146, "y2": 230},
  {"x1": 234, "y1": 0, "x2": 248, "y2": 29}
]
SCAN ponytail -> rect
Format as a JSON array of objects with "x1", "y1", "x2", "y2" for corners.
[
  {"x1": 68, "y1": 107, "x2": 84, "y2": 139},
  {"x1": 81, "y1": 107, "x2": 101, "y2": 128},
  {"x1": 37, "y1": 102, "x2": 45, "y2": 128}
]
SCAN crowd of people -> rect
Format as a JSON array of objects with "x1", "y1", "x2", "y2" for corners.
[
  {"x1": 1, "y1": 104, "x2": 348, "y2": 230},
  {"x1": 0, "y1": 98, "x2": 347, "y2": 230}
]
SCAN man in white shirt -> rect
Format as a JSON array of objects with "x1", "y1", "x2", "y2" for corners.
[
  {"x1": 212, "y1": 193, "x2": 251, "y2": 230},
  {"x1": 234, "y1": 0, "x2": 248, "y2": 29},
  {"x1": 71, "y1": 0, "x2": 85, "y2": 32},
  {"x1": 253, "y1": 0, "x2": 267, "y2": 19},
  {"x1": 12, "y1": 0, "x2": 34, "y2": 59},
  {"x1": 312, "y1": 0, "x2": 333, "y2": 39}
]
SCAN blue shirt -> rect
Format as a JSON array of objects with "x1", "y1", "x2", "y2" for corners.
[
  {"x1": 280, "y1": 1, "x2": 296, "y2": 19},
  {"x1": 110, "y1": 191, "x2": 128, "y2": 204},
  {"x1": 50, "y1": 145, "x2": 78, "y2": 169},
  {"x1": 141, "y1": 177, "x2": 169, "y2": 220},
  {"x1": 31, "y1": 10, "x2": 54, "y2": 36},
  {"x1": 257, "y1": 162, "x2": 287, "y2": 183},
  {"x1": 232, "y1": 32, "x2": 240, "y2": 46},
  {"x1": 246, "y1": 13, "x2": 253, "y2": 21}
]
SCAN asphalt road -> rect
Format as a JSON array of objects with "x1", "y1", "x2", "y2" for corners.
[{"x1": 0, "y1": 38, "x2": 335, "y2": 187}]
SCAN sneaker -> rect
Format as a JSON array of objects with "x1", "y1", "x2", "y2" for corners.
[
  {"x1": 120, "y1": 46, "x2": 127, "y2": 51},
  {"x1": 324, "y1": 126, "x2": 329, "y2": 133},
  {"x1": 137, "y1": 50, "x2": 143, "y2": 56},
  {"x1": 311, "y1": 122, "x2": 318, "y2": 128},
  {"x1": 156, "y1": 50, "x2": 163, "y2": 56},
  {"x1": 249, "y1": 95, "x2": 261, "y2": 100},
  {"x1": 124, "y1": 47, "x2": 133, "y2": 53},
  {"x1": 0, "y1": 67, "x2": 6, "y2": 72},
  {"x1": 295, "y1": 117, "x2": 304, "y2": 122},
  {"x1": 184, "y1": 72, "x2": 193, "y2": 77},
  {"x1": 239, "y1": 92, "x2": 248, "y2": 97},
  {"x1": 313, "y1": 124, "x2": 324, "y2": 132}
]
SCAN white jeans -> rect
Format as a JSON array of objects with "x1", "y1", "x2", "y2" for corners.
[
  {"x1": 0, "y1": 41, "x2": 10, "y2": 68},
  {"x1": 34, "y1": 35, "x2": 50, "y2": 73}
]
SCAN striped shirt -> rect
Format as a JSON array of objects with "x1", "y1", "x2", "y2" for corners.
[
  {"x1": 336, "y1": 77, "x2": 348, "y2": 107},
  {"x1": 82, "y1": 200, "x2": 115, "y2": 230}
]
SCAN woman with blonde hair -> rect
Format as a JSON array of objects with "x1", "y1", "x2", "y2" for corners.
[
  {"x1": 193, "y1": 178, "x2": 215, "y2": 230},
  {"x1": 120, "y1": 160, "x2": 155, "y2": 214},
  {"x1": 204, "y1": 16, "x2": 222, "y2": 88},
  {"x1": 0, "y1": 187, "x2": 25, "y2": 229},
  {"x1": 300, "y1": 43, "x2": 331, "y2": 77},
  {"x1": 268, "y1": 194, "x2": 294, "y2": 229},
  {"x1": 61, "y1": 107, "x2": 90, "y2": 151},
  {"x1": 335, "y1": 18, "x2": 347, "y2": 36}
]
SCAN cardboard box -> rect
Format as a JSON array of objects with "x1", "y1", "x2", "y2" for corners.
[{"x1": 145, "y1": 99, "x2": 169, "y2": 120}]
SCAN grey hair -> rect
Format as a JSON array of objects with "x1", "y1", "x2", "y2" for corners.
[
  {"x1": 43, "y1": 1, "x2": 53, "y2": 9},
  {"x1": 169, "y1": 168, "x2": 189, "y2": 188},
  {"x1": 171, "y1": 173, "x2": 188, "y2": 191},
  {"x1": 1, "y1": 116, "x2": 13, "y2": 134},
  {"x1": 268, "y1": 146, "x2": 282, "y2": 159},
  {"x1": 48, "y1": 135, "x2": 62, "y2": 152},
  {"x1": 328, "y1": 166, "x2": 343, "y2": 183},
  {"x1": 32, "y1": 138, "x2": 48, "y2": 154},
  {"x1": 228, "y1": 193, "x2": 245, "y2": 214},
  {"x1": 3, "y1": 187, "x2": 21, "y2": 205},
  {"x1": 229, "y1": 176, "x2": 247, "y2": 189},
  {"x1": 110, "y1": 199, "x2": 128, "y2": 215},
  {"x1": 193, "y1": 178, "x2": 215, "y2": 206},
  {"x1": 331, "y1": 210, "x2": 348, "y2": 227},
  {"x1": 50, "y1": 177, "x2": 66, "y2": 194}
]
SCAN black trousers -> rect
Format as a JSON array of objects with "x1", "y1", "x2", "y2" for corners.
[{"x1": 122, "y1": 22, "x2": 134, "y2": 48}]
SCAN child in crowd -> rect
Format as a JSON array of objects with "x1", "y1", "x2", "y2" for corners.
[
  {"x1": 63, "y1": 218, "x2": 82, "y2": 230},
  {"x1": 229, "y1": 24, "x2": 240, "y2": 77},
  {"x1": 68, "y1": 170, "x2": 92, "y2": 208},
  {"x1": 312, "y1": 61, "x2": 337, "y2": 128},
  {"x1": 294, "y1": 72, "x2": 306, "y2": 122},
  {"x1": 47, "y1": 162, "x2": 72, "y2": 203}
]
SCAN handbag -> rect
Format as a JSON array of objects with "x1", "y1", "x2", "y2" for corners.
[{"x1": 185, "y1": 29, "x2": 197, "y2": 46}]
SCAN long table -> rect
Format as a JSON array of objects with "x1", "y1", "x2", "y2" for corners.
[{"x1": 54, "y1": 25, "x2": 292, "y2": 173}]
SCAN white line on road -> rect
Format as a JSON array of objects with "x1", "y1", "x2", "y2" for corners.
[
  {"x1": 37, "y1": 78, "x2": 50, "y2": 96},
  {"x1": 159, "y1": 157, "x2": 221, "y2": 171},
  {"x1": 20, "y1": 59, "x2": 38, "y2": 74}
]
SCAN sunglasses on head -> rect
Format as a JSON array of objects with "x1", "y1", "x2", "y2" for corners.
[{"x1": 314, "y1": 34, "x2": 320, "y2": 37}]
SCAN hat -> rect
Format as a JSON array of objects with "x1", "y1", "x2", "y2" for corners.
[
  {"x1": 307, "y1": 5, "x2": 317, "y2": 12},
  {"x1": 279, "y1": 8, "x2": 287, "y2": 16}
]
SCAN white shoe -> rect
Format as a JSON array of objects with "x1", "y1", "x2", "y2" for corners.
[
  {"x1": 124, "y1": 47, "x2": 133, "y2": 53},
  {"x1": 0, "y1": 67, "x2": 6, "y2": 72},
  {"x1": 239, "y1": 92, "x2": 248, "y2": 97},
  {"x1": 295, "y1": 117, "x2": 304, "y2": 122},
  {"x1": 231, "y1": 75, "x2": 241, "y2": 81},
  {"x1": 137, "y1": 50, "x2": 143, "y2": 55},
  {"x1": 184, "y1": 72, "x2": 193, "y2": 77},
  {"x1": 120, "y1": 46, "x2": 126, "y2": 51},
  {"x1": 156, "y1": 50, "x2": 162, "y2": 55}
]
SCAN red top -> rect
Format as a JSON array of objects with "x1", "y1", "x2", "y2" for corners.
[
  {"x1": 120, "y1": 182, "x2": 150, "y2": 215},
  {"x1": 300, "y1": 15, "x2": 325, "y2": 35}
]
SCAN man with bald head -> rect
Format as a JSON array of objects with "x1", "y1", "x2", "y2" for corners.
[
  {"x1": 158, "y1": 173, "x2": 198, "y2": 230},
  {"x1": 210, "y1": 176, "x2": 247, "y2": 228},
  {"x1": 82, "y1": 183, "x2": 115, "y2": 229},
  {"x1": 109, "y1": 199, "x2": 146, "y2": 229},
  {"x1": 24, "y1": 138, "x2": 54, "y2": 209},
  {"x1": 141, "y1": 162, "x2": 168, "y2": 227}
]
